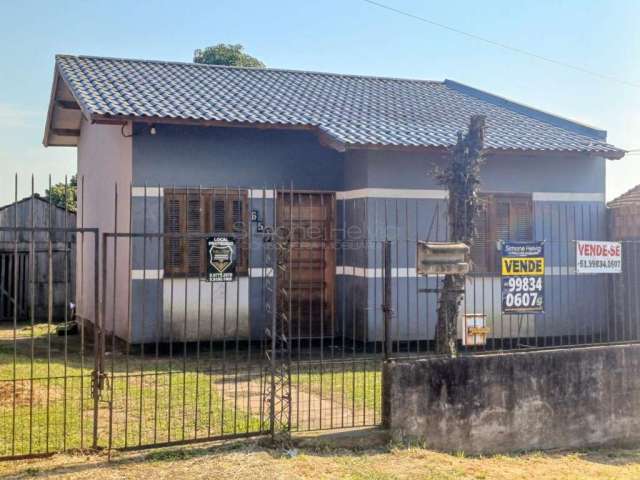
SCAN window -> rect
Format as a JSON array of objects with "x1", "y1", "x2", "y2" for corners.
[
  {"x1": 164, "y1": 189, "x2": 248, "y2": 277},
  {"x1": 471, "y1": 194, "x2": 533, "y2": 273}
]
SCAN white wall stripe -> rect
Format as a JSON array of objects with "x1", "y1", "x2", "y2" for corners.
[
  {"x1": 546, "y1": 266, "x2": 577, "y2": 275},
  {"x1": 131, "y1": 268, "x2": 276, "y2": 279},
  {"x1": 132, "y1": 187, "x2": 164, "y2": 197},
  {"x1": 248, "y1": 189, "x2": 275, "y2": 199},
  {"x1": 532, "y1": 192, "x2": 605, "y2": 202},
  {"x1": 131, "y1": 269, "x2": 164, "y2": 280},
  {"x1": 130, "y1": 266, "x2": 575, "y2": 280},
  {"x1": 336, "y1": 188, "x2": 448, "y2": 200},
  {"x1": 335, "y1": 266, "x2": 417, "y2": 278},
  {"x1": 132, "y1": 188, "x2": 280, "y2": 199},
  {"x1": 336, "y1": 265, "x2": 576, "y2": 278},
  {"x1": 249, "y1": 268, "x2": 274, "y2": 278}
]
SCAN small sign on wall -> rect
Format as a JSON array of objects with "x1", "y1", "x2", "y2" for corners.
[
  {"x1": 207, "y1": 236, "x2": 236, "y2": 282},
  {"x1": 501, "y1": 241, "x2": 545, "y2": 314},
  {"x1": 463, "y1": 313, "x2": 489, "y2": 346},
  {"x1": 576, "y1": 241, "x2": 622, "y2": 274}
]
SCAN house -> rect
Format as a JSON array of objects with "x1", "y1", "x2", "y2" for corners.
[
  {"x1": 607, "y1": 185, "x2": 640, "y2": 339},
  {"x1": 42, "y1": 54, "x2": 625, "y2": 345},
  {"x1": 0, "y1": 195, "x2": 76, "y2": 322},
  {"x1": 608, "y1": 184, "x2": 640, "y2": 240}
]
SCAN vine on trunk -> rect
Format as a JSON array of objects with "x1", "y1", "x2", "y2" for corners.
[{"x1": 433, "y1": 115, "x2": 486, "y2": 356}]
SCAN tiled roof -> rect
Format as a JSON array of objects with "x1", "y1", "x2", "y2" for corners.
[
  {"x1": 608, "y1": 185, "x2": 640, "y2": 208},
  {"x1": 51, "y1": 54, "x2": 625, "y2": 158}
]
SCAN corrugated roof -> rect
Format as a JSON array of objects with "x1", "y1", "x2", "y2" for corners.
[
  {"x1": 608, "y1": 185, "x2": 640, "y2": 208},
  {"x1": 47, "y1": 54, "x2": 625, "y2": 158}
]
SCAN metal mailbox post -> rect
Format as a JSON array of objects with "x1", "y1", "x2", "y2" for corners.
[{"x1": 416, "y1": 241, "x2": 470, "y2": 276}]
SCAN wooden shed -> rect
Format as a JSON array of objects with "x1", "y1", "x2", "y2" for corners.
[{"x1": 0, "y1": 195, "x2": 76, "y2": 322}]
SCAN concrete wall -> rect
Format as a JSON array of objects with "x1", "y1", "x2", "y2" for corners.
[
  {"x1": 77, "y1": 119, "x2": 132, "y2": 338},
  {"x1": 384, "y1": 344, "x2": 640, "y2": 454}
]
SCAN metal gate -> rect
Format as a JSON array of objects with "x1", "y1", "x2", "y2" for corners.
[
  {"x1": 0, "y1": 186, "x2": 385, "y2": 460},
  {"x1": 91, "y1": 186, "x2": 383, "y2": 455},
  {"x1": 0, "y1": 226, "x2": 98, "y2": 460}
]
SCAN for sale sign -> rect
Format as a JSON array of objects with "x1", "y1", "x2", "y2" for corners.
[
  {"x1": 501, "y1": 241, "x2": 544, "y2": 314},
  {"x1": 576, "y1": 241, "x2": 622, "y2": 274}
]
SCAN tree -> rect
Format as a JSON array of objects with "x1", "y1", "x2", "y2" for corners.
[
  {"x1": 433, "y1": 115, "x2": 486, "y2": 356},
  {"x1": 45, "y1": 175, "x2": 77, "y2": 212},
  {"x1": 193, "y1": 44, "x2": 265, "y2": 68}
]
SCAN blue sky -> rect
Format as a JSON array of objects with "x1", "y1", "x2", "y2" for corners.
[{"x1": 1, "y1": 0, "x2": 638, "y2": 204}]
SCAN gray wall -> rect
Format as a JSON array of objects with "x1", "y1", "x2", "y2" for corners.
[
  {"x1": 132, "y1": 124, "x2": 344, "y2": 189},
  {"x1": 384, "y1": 344, "x2": 640, "y2": 454},
  {"x1": 347, "y1": 149, "x2": 605, "y2": 193},
  {"x1": 125, "y1": 123, "x2": 608, "y2": 343}
]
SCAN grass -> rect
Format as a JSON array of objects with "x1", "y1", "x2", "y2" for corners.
[
  {"x1": 0, "y1": 322, "x2": 380, "y2": 458},
  {"x1": 3, "y1": 440, "x2": 640, "y2": 479},
  {"x1": 292, "y1": 360, "x2": 382, "y2": 428}
]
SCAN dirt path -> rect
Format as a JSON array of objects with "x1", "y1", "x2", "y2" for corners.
[{"x1": 210, "y1": 373, "x2": 372, "y2": 431}]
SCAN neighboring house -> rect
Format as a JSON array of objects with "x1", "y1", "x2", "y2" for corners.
[
  {"x1": 608, "y1": 184, "x2": 640, "y2": 240},
  {"x1": 0, "y1": 195, "x2": 76, "y2": 322},
  {"x1": 42, "y1": 54, "x2": 625, "y2": 344},
  {"x1": 607, "y1": 185, "x2": 640, "y2": 338}
]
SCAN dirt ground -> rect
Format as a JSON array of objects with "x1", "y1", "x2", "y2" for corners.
[{"x1": 2, "y1": 436, "x2": 640, "y2": 480}]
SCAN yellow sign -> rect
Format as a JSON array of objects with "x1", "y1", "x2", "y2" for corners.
[
  {"x1": 501, "y1": 257, "x2": 544, "y2": 276},
  {"x1": 467, "y1": 327, "x2": 490, "y2": 335}
]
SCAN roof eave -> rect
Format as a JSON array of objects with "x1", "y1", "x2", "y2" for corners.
[
  {"x1": 88, "y1": 115, "x2": 627, "y2": 160},
  {"x1": 43, "y1": 59, "x2": 93, "y2": 147},
  {"x1": 42, "y1": 65, "x2": 61, "y2": 147},
  {"x1": 483, "y1": 147, "x2": 626, "y2": 161},
  {"x1": 444, "y1": 79, "x2": 609, "y2": 141}
]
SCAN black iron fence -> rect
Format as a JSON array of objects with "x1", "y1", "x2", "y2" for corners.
[{"x1": 1, "y1": 179, "x2": 639, "y2": 459}]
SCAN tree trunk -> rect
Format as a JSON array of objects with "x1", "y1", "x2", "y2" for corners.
[
  {"x1": 434, "y1": 115, "x2": 486, "y2": 356},
  {"x1": 435, "y1": 274, "x2": 465, "y2": 355}
]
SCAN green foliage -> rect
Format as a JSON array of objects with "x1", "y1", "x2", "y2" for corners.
[
  {"x1": 45, "y1": 175, "x2": 77, "y2": 212},
  {"x1": 193, "y1": 44, "x2": 265, "y2": 68},
  {"x1": 433, "y1": 115, "x2": 485, "y2": 245}
]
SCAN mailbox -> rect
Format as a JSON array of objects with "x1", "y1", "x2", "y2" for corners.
[{"x1": 416, "y1": 241, "x2": 470, "y2": 276}]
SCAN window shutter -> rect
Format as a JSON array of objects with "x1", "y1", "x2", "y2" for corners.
[
  {"x1": 231, "y1": 199, "x2": 243, "y2": 231},
  {"x1": 494, "y1": 200, "x2": 511, "y2": 240},
  {"x1": 471, "y1": 194, "x2": 533, "y2": 274},
  {"x1": 494, "y1": 197, "x2": 532, "y2": 242},
  {"x1": 186, "y1": 195, "x2": 203, "y2": 275},
  {"x1": 511, "y1": 199, "x2": 533, "y2": 241},
  {"x1": 165, "y1": 195, "x2": 185, "y2": 276},
  {"x1": 214, "y1": 199, "x2": 226, "y2": 232},
  {"x1": 231, "y1": 197, "x2": 247, "y2": 271},
  {"x1": 471, "y1": 198, "x2": 490, "y2": 272},
  {"x1": 164, "y1": 189, "x2": 249, "y2": 277}
]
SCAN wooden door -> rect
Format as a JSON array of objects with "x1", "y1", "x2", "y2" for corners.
[{"x1": 277, "y1": 192, "x2": 335, "y2": 339}]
